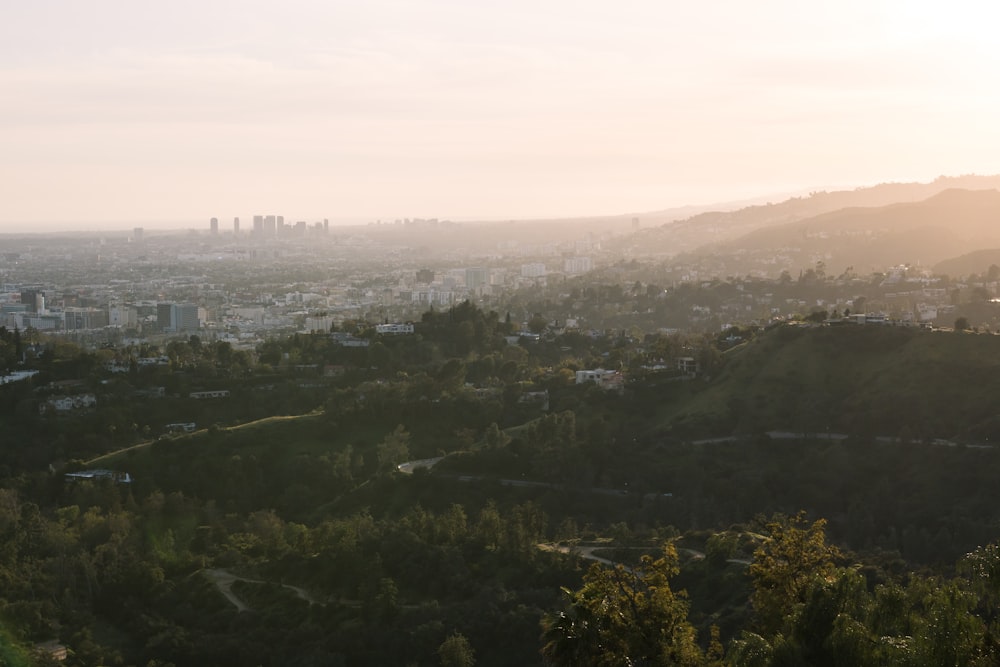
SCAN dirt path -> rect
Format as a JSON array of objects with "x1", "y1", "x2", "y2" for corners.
[
  {"x1": 203, "y1": 568, "x2": 325, "y2": 612},
  {"x1": 203, "y1": 568, "x2": 251, "y2": 612},
  {"x1": 539, "y1": 543, "x2": 749, "y2": 568}
]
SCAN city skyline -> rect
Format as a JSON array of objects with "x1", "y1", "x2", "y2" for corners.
[{"x1": 3, "y1": 1, "x2": 1000, "y2": 232}]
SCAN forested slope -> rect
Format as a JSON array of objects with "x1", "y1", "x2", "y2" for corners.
[{"x1": 662, "y1": 323, "x2": 1000, "y2": 441}]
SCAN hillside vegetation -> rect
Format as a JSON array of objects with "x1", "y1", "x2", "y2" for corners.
[
  {"x1": 12, "y1": 303, "x2": 1000, "y2": 664},
  {"x1": 661, "y1": 323, "x2": 1000, "y2": 441}
]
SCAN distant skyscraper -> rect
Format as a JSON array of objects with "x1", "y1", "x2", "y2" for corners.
[
  {"x1": 466, "y1": 267, "x2": 489, "y2": 292},
  {"x1": 323, "y1": 218, "x2": 329, "y2": 233},
  {"x1": 253, "y1": 215, "x2": 264, "y2": 235},
  {"x1": 172, "y1": 304, "x2": 200, "y2": 333},
  {"x1": 564, "y1": 257, "x2": 593, "y2": 274},
  {"x1": 233, "y1": 217, "x2": 240, "y2": 234},
  {"x1": 156, "y1": 303, "x2": 173, "y2": 332},
  {"x1": 632, "y1": 217, "x2": 640, "y2": 231},
  {"x1": 210, "y1": 217, "x2": 219, "y2": 235},
  {"x1": 521, "y1": 263, "x2": 546, "y2": 278},
  {"x1": 264, "y1": 215, "x2": 276, "y2": 237},
  {"x1": 20, "y1": 289, "x2": 40, "y2": 314},
  {"x1": 157, "y1": 303, "x2": 199, "y2": 333},
  {"x1": 133, "y1": 227, "x2": 144, "y2": 243}
]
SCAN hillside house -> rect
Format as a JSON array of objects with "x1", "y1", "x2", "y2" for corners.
[
  {"x1": 189, "y1": 390, "x2": 230, "y2": 399},
  {"x1": 375, "y1": 323, "x2": 414, "y2": 334},
  {"x1": 64, "y1": 469, "x2": 132, "y2": 484},
  {"x1": 576, "y1": 369, "x2": 624, "y2": 392},
  {"x1": 165, "y1": 422, "x2": 197, "y2": 433},
  {"x1": 41, "y1": 393, "x2": 96, "y2": 415},
  {"x1": 676, "y1": 357, "x2": 700, "y2": 377}
]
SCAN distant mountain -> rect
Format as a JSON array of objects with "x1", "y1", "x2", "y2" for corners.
[
  {"x1": 933, "y1": 249, "x2": 1000, "y2": 278},
  {"x1": 613, "y1": 175, "x2": 1000, "y2": 259},
  {"x1": 679, "y1": 188, "x2": 1000, "y2": 276}
]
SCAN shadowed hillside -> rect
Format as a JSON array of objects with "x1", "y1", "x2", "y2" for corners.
[{"x1": 660, "y1": 323, "x2": 1000, "y2": 441}]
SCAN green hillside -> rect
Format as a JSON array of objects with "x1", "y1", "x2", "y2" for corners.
[{"x1": 661, "y1": 323, "x2": 1000, "y2": 441}]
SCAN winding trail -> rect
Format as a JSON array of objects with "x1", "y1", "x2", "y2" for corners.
[
  {"x1": 203, "y1": 568, "x2": 324, "y2": 612},
  {"x1": 539, "y1": 543, "x2": 750, "y2": 568}
]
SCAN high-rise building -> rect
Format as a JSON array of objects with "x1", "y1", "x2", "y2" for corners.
[
  {"x1": 172, "y1": 304, "x2": 200, "y2": 333},
  {"x1": 108, "y1": 304, "x2": 137, "y2": 328},
  {"x1": 133, "y1": 227, "x2": 144, "y2": 243},
  {"x1": 156, "y1": 303, "x2": 173, "y2": 332},
  {"x1": 210, "y1": 217, "x2": 219, "y2": 235},
  {"x1": 564, "y1": 257, "x2": 593, "y2": 274},
  {"x1": 521, "y1": 263, "x2": 547, "y2": 278},
  {"x1": 233, "y1": 217, "x2": 240, "y2": 234},
  {"x1": 264, "y1": 215, "x2": 276, "y2": 237},
  {"x1": 64, "y1": 307, "x2": 109, "y2": 330},
  {"x1": 19, "y1": 288, "x2": 44, "y2": 314},
  {"x1": 466, "y1": 267, "x2": 489, "y2": 292},
  {"x1": 156, "y1": 303, "x2": 199, "y2": 333},
  {"x1": 253, "y1": 215, "x2": 264, "y2": 235}
]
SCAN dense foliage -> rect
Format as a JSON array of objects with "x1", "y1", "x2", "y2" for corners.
[{"x1": 4, "y1": 303, "x2": 1000, "y2": 664}]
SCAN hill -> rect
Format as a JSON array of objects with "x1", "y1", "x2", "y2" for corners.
[
  {"x1": 658, "y1": 323, "x2": 1000, "y2": 441},
  {"x1": 683, "y1": 188, "x2": 1000, "y2": 276},
  {"x1": 612, "y1": 174, "x2": 1000, "y2": 259},
  {"x1": 933, "y1": 248, "x2": 1000, "y2": 278}
]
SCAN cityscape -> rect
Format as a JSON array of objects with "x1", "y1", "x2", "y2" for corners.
[{"x1": 5, "y1": 1, "x2": 1000, "y2": 664}]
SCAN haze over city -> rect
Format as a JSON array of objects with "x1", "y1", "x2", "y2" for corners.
[{"x1": 4, "y1": 1, "x2": 1000, "y2": 232}]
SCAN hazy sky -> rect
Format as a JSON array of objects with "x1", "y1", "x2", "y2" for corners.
[{"x1": 3, "y1": 1, "x2": 1000, "y2": 231}]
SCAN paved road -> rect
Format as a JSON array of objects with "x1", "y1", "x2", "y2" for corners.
[
  {"x1": 396, "y1": 457, "x2": 444, "y2": 473},
  {"x1": 691, "y1": 431, "x2": 992, "y2": 449}
]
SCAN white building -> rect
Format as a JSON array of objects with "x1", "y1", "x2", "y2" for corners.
[
  {"x1": 564, "y1": 257, "x2": 593, "y2": 275},
  {"x1": 41, "y1": 394, "x2": 97, "y2": 414},
  {"x1": 521, "y1": 263, "x2": 547, "y2": 278},
  {"x1": 376, "y1": 323, "x2": 414, "y2": 334},
  {"x1": 575, "y1": 368, "x2": 624, "y2": 391}
]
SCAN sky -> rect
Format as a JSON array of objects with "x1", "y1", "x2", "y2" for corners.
[{"x1": 3, "y1": 1, "x2": 1000, "y2": 231}]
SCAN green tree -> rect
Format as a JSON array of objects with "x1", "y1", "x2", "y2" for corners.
[
  {"x1": 438, "y1": 632, "x2": 476, "y2": 667},
  {"x1": 527, "y1": 314, "x2": 548, "y2": 334},
  {"x1": 749, "y1": 512, "x2": 841, "y2": 638},
  {"x1": 483, "y1": 422, "x2": 510, "y2": 450},
  {"x1": 376, "y1": 425, "x2": 411, "y2": 471},
  {"x1": 540, "y1": 544, "x2": 703, "y2": 666}
]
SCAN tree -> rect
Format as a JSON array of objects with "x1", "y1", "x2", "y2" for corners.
[
  {"x1": 540, "y1": 544, "x2": 703, "y2": 666},
  {"x1": 804, "y1": 309, "x2": 828, "y2": 323},
  {"x1": 527, "y1": 314, "x2": 548, "y2": 335},
  {"x1": 438, "y1": 632, "x2": 476, "y2": 667},
  {"x1": 749, "y1": 512, "x2": 841, "y2": 638},
  {"x1": 376, "y1": 425, "x2": 411, "y2": 471},
  {"x1": 483, "y1": 422, "x2": 511, "y2": 450},
  {"x1": 955, "y1": 316, "x2": 971, "y2": 331}
]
